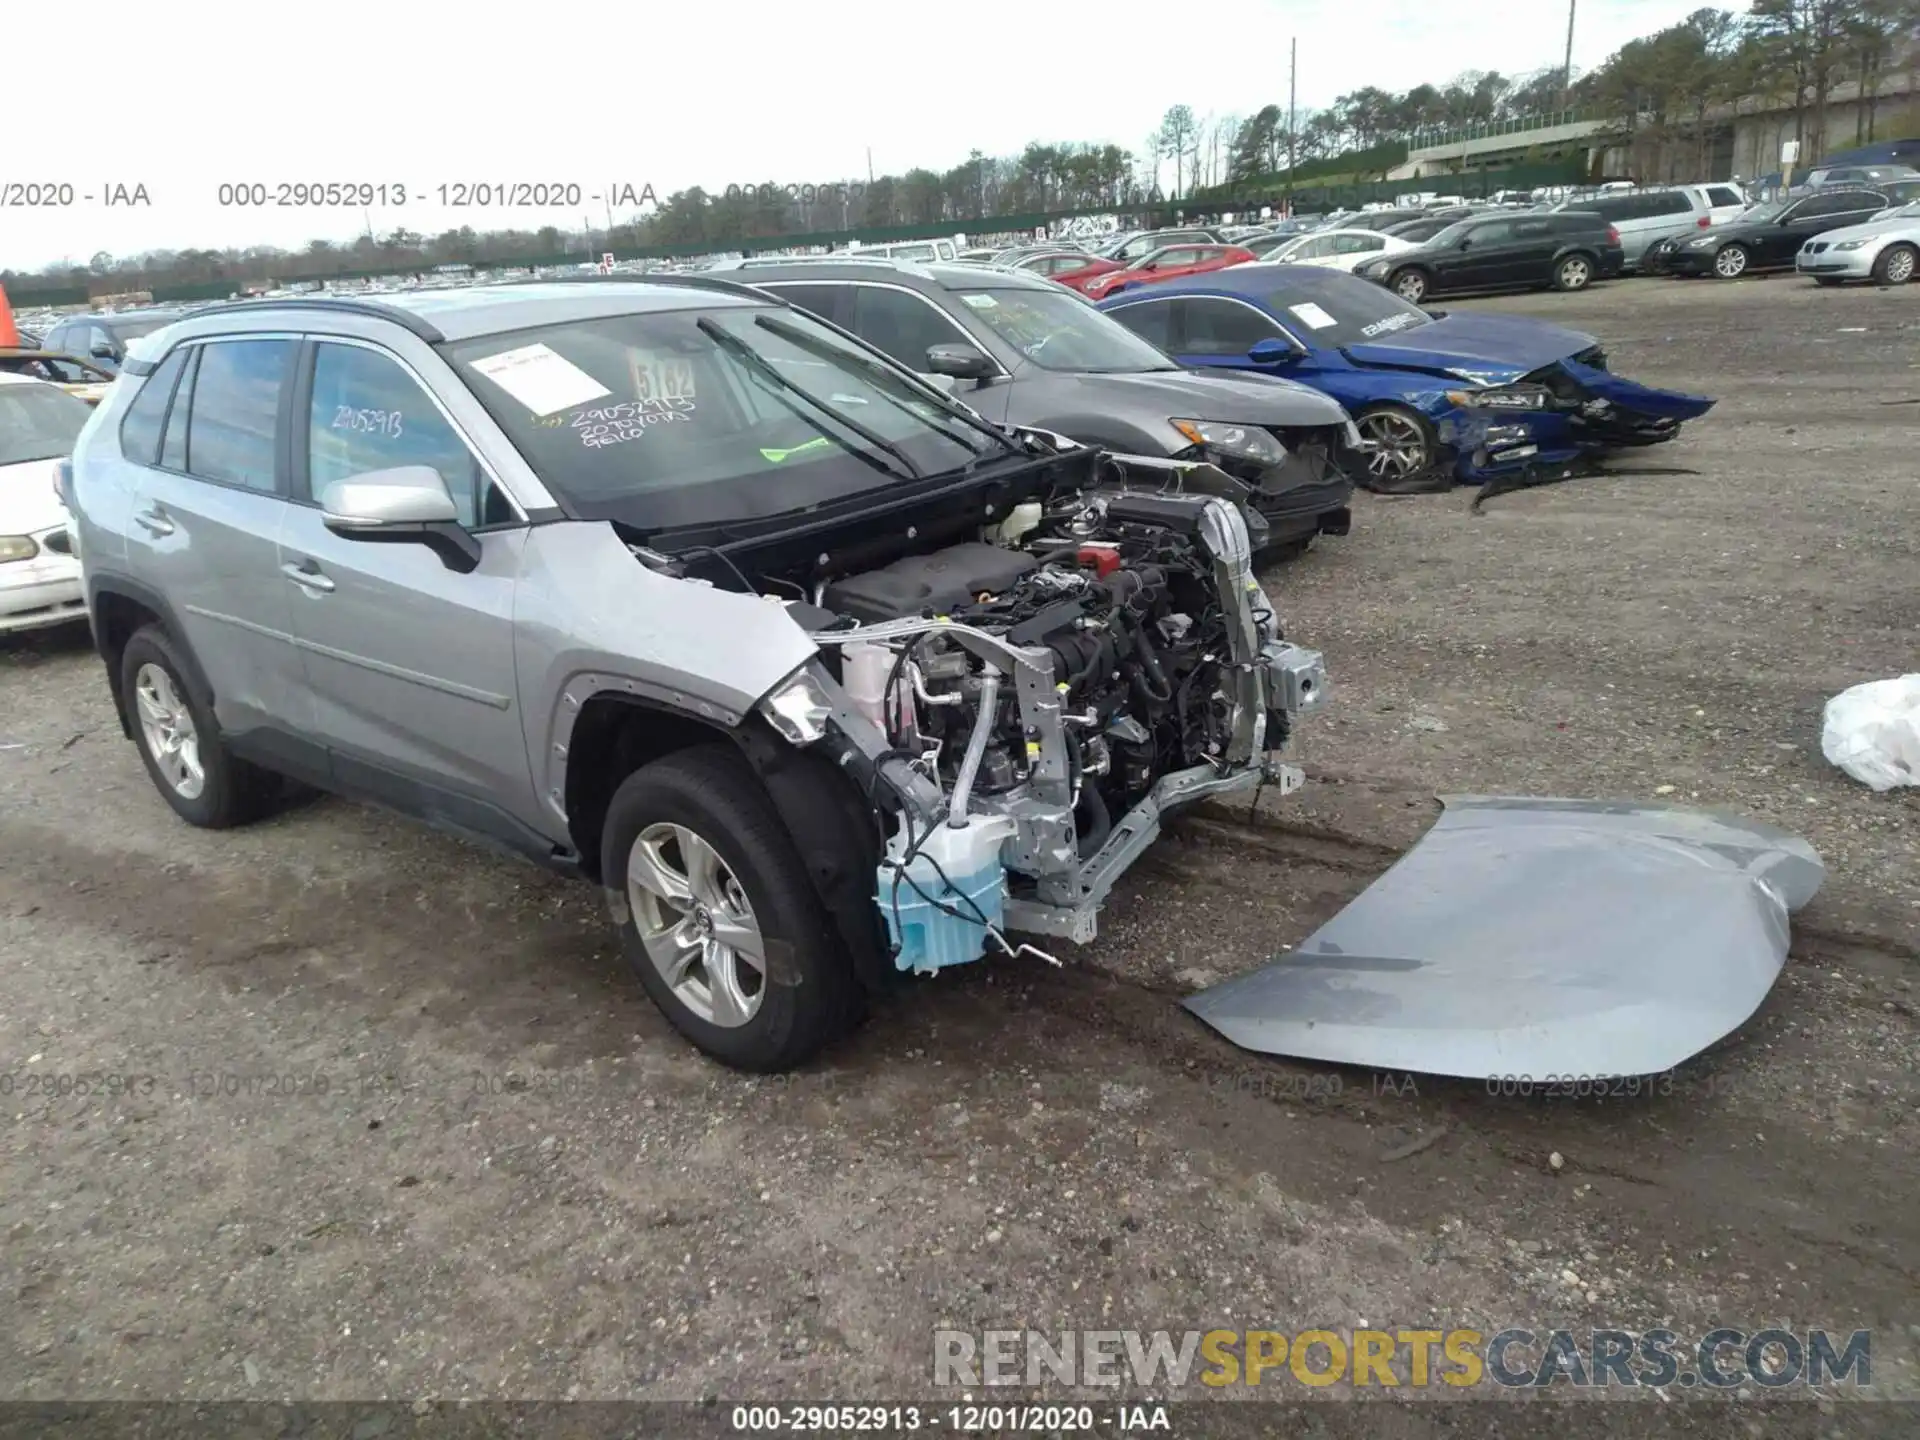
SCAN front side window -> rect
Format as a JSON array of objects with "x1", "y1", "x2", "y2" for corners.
[
  {"x1": 307, "y1": 344, "x2": 512, "y2": 528},
  {"x1": 1178, "y1": 298, "x2": 1286, "y2": 356},
  {"x1": 181, "y1": 339, "x2": 292, "y2": 492},
  {"x1": 848, "y1": 287, "x2": 972, "y2": 371},
  {"x1": 445, "y1": 302, "x2": 1011, "y2": 534},
  {"x1": 953, "y1": 286, "x2": 1178, "y2": 373},
  {"x1": 0, "y1": 381, "x2": 92, "y2": 467}
]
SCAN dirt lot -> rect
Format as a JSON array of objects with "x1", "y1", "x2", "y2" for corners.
[{"x1": 1, "y1": 275, "x2": 1916, "y2": 1434}]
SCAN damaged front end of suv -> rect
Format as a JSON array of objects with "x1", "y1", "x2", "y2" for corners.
[{"x1": 746, "y1": 439, "x2": 1325, "y2": 969}]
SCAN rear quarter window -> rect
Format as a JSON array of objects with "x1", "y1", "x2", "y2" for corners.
[{"x1": 116, "y1": 346, "x2": 188, "y2": 466}]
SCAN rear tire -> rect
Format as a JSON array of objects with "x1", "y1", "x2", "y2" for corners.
[
  {"x1": 119, "y1": 624, "x2": 278, "y2": 829},
  {"x1": 1872, "y1": 243, "x2": 1916, "y2": 285},
  {"x1": 602, "y1": 744, "x2": 861, "y2": 1072},
  {"x1": 1553, "y1": 253, "x2": 1595, "y2": 291}
]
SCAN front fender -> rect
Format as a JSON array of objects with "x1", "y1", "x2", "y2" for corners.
[{"x1": 513, "y1": 522, "x2": 817, "y2": 829}]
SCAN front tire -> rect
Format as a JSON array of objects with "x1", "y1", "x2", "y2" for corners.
[
  {"x1": 1553, "y1": 253, "x2": 1595, "y2": 291},
  {"x1": 1389, "y1": 268, "x2": 1429, "y2": 304},
  {"x1": 1872, "y1": 243, "x2": 1916, "y2": 285},
  {"x1": 602, "y1": 745, "x2": 860, "y2": 1072},
  {"x1": 1712, "y1": 244, "x2": 1750, "y2": 279},
  {"x1": 1352, "y1": 404, "x2": 1440, "y2": 489},
  {"x1": 119, "y1": 624, "x2": 277, "y2": 829}
]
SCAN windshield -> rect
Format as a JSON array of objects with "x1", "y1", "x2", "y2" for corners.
[
  {"x1": 1421, "y1": 221, "x2": 1474, "y2": 248},
  {"x1": 1266, "y1": 275, "x2": 1432, "y2": 348},
  {"x1": 1734, "y1": 199, "x2": 1792, "y2": 224},
  {"x1": 1875, "y1": 200, "x2": 1920, "y2": 221},
  {"x1": 0, "y1": 382, "x2": 91, "y2": 467},
  {"x1": 952, "y1": 286, "x2": 1178, "y2": 373},
  {"x1": 446, "y1": 303, "x2": 1008, "y2": 532}
]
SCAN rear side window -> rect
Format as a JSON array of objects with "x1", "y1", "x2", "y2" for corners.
[
  {"x1": 116, "y1": 347, "x2": 188, "y2": 465},
  {"x1": 180, "y1": 339, "x2": 292, "y2": 492},
  {"x1": 1107, "y1": 298, "x2": 1174, "y2": 349},
  {"x1": 1706, "y1": 186, "x2": 1743, "y2": 208},
  {"x1": 161, "y1": 348, "x2": 199, "y2": 471},
  {"x1": 755, "y1": 283, "x2": 843, "y2": 323}
]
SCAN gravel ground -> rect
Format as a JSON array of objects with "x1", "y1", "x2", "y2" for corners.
[{"x1": 1, "y1": 275, "x2": 1916, "y2": 1435}]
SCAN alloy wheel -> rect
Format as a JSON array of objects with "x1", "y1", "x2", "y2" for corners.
[
  {"x1": 626, "y1": 822, "x2": 767, "y2": 1028},
  {"x1": 1885, "y1": 246, "x2": 1916, "y2": 284},
  {"x1": 1713, "y1": 245, "x2": 1748, "y2": 279},
  {"x1": 1558, "y1": 256, "x2": 1592, "y2": 289},
  {"x1": 133, "y1": 663, "x2": 205, "y2": 800},
  {"x1": 1392, "y1": 271, "x2": 1427, "y2": 303},
  {"x1": 1355, "y1": 410, "x2": 1431, "y2": 482}
]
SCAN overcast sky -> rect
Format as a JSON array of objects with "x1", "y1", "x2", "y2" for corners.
[{"x1": 4, "y1": 0, "x2": 1739, "y2": 271}]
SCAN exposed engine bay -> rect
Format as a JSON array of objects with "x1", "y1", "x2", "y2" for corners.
[{"x1": 644, "y1": 443, "x2": 1327, "y2": 974}]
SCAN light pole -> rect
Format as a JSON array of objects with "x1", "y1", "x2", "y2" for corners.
[
  {"x1": 1562, "y1": 0, "x2": 1577, "y2": 111},
  {"x1": 1286, "y1": 37, "x2": 1297, "y2": 216}
]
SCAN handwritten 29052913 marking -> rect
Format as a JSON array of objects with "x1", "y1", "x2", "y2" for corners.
[{"x1": 214, "y1": 182, "x2": 658, "y2": 209}]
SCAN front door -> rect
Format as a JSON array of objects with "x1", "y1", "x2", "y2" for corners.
[
  {"x1": 124, "y1": 337, "x2": 313, "y2": 750},
  {"x1": 278, "y1": 339, "x2": 536, "y2": 838}
]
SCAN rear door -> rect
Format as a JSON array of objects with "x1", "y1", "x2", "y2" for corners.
[
  {"x1": 1772, "y1": 191, "x2": 1883, "y2": 262},
  {"x1": 123, "y1": 335, "x2": 313, "y2": 750},
  {"x1": 277, "y1": 337, "x2": 535, "y2": 818}
]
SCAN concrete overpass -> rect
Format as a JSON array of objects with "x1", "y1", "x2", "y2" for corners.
[{"x1": 1390, "y1": 114, "x2": 1618, "y2": 180}]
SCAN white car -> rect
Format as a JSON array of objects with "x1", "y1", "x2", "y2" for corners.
[
  {"x1": 1254, "y1": 228, "x2": 1423, "y2": 272},
  {"x1": 1795, "y1": 201, "x2": 1920, "y2": 285},
  {"x1": 0, "y1": 373, "x2": 90, "y2": 636}
]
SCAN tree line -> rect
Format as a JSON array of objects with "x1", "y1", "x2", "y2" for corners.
[{"x1": 6, "y1": 2, "x2": 1914, "y2": 299}]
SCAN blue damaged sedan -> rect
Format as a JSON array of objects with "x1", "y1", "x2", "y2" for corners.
[{"x1": 1097, "y1": 265, "x2": 1714, "y2": 488}]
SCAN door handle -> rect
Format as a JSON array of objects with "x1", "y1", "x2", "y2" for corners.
[
  {"x1": 281, "y1": 560, "x2": 335, "y2": 594},
  {"x1": 133, "y1": 507, "x2": 174, "y2": 537}
]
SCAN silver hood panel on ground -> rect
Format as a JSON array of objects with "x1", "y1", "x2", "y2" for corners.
[{"x1": 1183, "y1": 797, "x2": 1824, "y2": 1080}]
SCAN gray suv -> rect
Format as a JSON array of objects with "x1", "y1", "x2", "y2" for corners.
[
  {"x1": 713, "y1": 258, "x2": 1357, "y2": 556},
  {"x1": 66, "y1": 278, "x2": 1326, "y2": 1072}
]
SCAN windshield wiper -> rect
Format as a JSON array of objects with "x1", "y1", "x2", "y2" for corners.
[
  {"x1": 752, "y1": 314, "x2": 1011, "y2": 457},
  {"x1": 695, "y1": 318, "x2": 920, "y2": 481}
]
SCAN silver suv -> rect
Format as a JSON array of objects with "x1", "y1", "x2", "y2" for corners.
[{"x1": 66, "y1": 279, "x2": 1326, "y2": 1071}]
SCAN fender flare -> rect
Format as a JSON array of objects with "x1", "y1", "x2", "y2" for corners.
[{"x1": 85, "y1": 574, "x2": 216, "y2": 738}]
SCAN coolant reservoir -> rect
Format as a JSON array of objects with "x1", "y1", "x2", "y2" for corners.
[
  {"x1": 842, "y1": 642, "x2": 891, "y2": 731},
  {"x1": 993, "y1": 501, "x2": 1043, "y2": 546},
  {"x1": 879, "y1": 815, "x2": 1016, "y2": 974}
]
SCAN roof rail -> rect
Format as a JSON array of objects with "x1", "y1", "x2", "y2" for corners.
[
  {"x1": 182, "y1": 295, "x2": 446, "y2": 343},
  {"x1": 706, "y1": 255, "x2": 940, "y2": 281},
  {"x1": 493, "y1": 271, "x2": 770, "y2": 301}
]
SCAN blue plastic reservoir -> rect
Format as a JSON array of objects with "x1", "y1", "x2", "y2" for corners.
[{"x1": 877, "y1": 819, "x2": 1013, "y2": 975}]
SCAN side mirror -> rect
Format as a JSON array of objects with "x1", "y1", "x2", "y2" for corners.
[
  {"x1": 90, "y1": 341, "x2": 118, "y2": 360},
  {"x1": 924, "y1": 343, "x2": 995, "y2": 381},
  {"x1": 1141, "y1": 261, "x2": 1161, "y2": 271},
  {"x1": 1248, "y1": 338, "x2": 1301, "y2": 366},
  {"x1": 319, "y1": 465, "x2": 480, "y2": 573},
  {"x1": 1456, "y1": 237, "x2": 1473, "y2": 251}
]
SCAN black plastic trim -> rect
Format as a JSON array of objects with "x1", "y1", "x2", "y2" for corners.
[
  {"x1": 504, "y1": 272, "x2": 777, "y2": 303},
  {"x1": 185, "y1": 297, "x2": 447, "y2": 344},
  {"x1": 84, "y1": 574, "x2": 215, "y2": 738}
]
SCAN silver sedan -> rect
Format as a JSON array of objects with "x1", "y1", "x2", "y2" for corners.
[{"x1": 1796, "y1": 202, "x2": 1920, "y2": 285}]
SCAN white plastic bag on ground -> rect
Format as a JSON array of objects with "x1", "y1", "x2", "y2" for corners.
[{"x1": 1821, "y1": 674, "x2": 1920, "y2": 791}]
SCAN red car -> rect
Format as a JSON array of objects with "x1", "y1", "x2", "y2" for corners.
[
  {"x1": 1078, "y1": 243, "x2": 1258, "y2": 300},
  {"x1": 1037, "y1": 254, "x2": 1126, "y2": 294}
]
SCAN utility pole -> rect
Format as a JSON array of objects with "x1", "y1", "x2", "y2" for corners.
[
  {"x1": 1286, "y1": 37, "x2": 1297, "y2": 216},
  {"x1": 1562, "y1": 0, "x2": 1576, "y2": 111}
]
